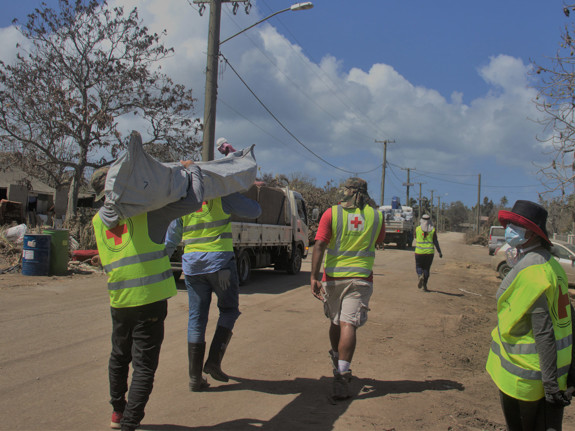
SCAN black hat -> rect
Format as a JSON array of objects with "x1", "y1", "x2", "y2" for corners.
[{"x1": 498, "y1": 200, "x2": 550, "y2": 244}]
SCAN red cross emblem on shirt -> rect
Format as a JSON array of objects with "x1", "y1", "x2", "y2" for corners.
[
  {"x1": 106, "y1": 223, "x2": 128, "y2": 245},
  {"x1": 348, "y1": 214, "x2": 365, "y2": 232}
]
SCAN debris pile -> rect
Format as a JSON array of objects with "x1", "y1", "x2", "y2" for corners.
[{"x1": 1, "y1": 208, "x2": 101, "y2": 275}]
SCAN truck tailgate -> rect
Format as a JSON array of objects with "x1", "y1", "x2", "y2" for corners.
[{"x1": 232, "y1": 222, "x2": 293, "y2": 247}]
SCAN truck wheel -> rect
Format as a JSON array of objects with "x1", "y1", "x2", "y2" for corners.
[
  {"x1": 287, "y1": 248, "x2": 302, "y2": 275},
  {"x1": 237, "y1": 251, "x2": 251, "y2": 285}
]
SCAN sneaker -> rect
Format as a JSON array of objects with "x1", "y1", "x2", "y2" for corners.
[
  {"x1": 110, "y1": 411, "x2": 123, "y2": 429},
  {"x1": 328, "y1": 349, "x2": 338, "y2": 371},
  {"x1": 330, "y1": 370, "x2": 352, "y2": 401},
  {"x1": 417, "y1": 274, "x2": 424, "y2": 289}
]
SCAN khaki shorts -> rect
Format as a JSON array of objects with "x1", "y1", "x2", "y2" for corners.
[{"x1": 322, "y1": 279, "x2": 373, "y2": 327}]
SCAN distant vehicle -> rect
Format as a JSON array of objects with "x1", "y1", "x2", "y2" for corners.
[
  {"x1": 488, "y1": 225, "x2": 505, "y2": 255},
  {"x1": 379, "y1": 196, "x2": 414, "y2": 249},
  {"x1": 490, "y1": 240, "x2": 575, "y2": 285}
]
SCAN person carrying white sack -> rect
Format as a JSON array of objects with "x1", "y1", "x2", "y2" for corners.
[{"x1": 91, "y1": 131, "x2": 257, "y2": 431}]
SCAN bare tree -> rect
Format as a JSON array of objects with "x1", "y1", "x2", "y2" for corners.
[
  {"x1": 533, "y1": 3, "x2": 575, "y2": 197},
  {"x1": 0, "y1": 0, "x2": 201, "y2": 220}
]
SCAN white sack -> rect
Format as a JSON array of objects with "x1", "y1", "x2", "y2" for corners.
[{"x1": 4, "y1": 223, "x2": 27, "y2": 244}]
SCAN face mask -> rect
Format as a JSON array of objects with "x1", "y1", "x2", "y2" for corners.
[{"x1": 505, "y1": 224, "x2": 528, "y2": 248}]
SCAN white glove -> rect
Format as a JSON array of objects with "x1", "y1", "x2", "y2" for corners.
[{"x1": 218, "y1": 269, "x2": 231, "y2": 291}]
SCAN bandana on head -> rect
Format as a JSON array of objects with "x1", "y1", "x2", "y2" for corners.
[{"x1": 339, "y1": 177, "x2": 370, "y2": 209}]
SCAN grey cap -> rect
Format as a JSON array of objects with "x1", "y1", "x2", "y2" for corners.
[{"x1": 90, "y1": 167, "x2": 109, "y2": 201}]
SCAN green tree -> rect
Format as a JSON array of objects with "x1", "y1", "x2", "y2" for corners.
[
  {"x1": 481, "y1": 197, "x2": 494, "y2": 217},
  {"x1": 444, "y1": 201, "x2": 470, "y2": 231},
  {"x1": 0, "y1": 0, "x2": 201, "y2": 219}
]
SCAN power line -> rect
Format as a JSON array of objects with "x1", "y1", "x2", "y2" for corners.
[
  {"x1": 222, "y1": 2, "x2": 388, "y2": 143},
  {"x1": 220, "y1": 54, "x2": 382, "y2": 175}
]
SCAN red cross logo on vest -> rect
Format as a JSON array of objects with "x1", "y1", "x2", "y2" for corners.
[
  {"x1": 348, "y1": 214, "x2": 365, "y2": 232},
  {"x1": 106, "y1": 223, "x2": 128, "y2": 245}
]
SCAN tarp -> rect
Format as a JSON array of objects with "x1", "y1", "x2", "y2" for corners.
[{"x1": 102, "y1": 131, "x2": 257, "y2": 220}]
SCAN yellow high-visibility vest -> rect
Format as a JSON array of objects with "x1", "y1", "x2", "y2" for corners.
[
  {"x1": 93, "y1": 212, "x2": 176, "y2": 308},
  {"x1": 486, "y1": 257, "x2": 572, "y2": 401},
  {"x1": 182, "y1": 198, "x2": 233, "y2": 253},
  {"x1": 325, "y1": 205, "x2": 383, "y2": 278},
  {"x1": 415, "y1": 226, "x2": 435, "y2": 255}
]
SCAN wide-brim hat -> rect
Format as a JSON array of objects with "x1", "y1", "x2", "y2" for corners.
[{"x1": 498, "y1": 200, "x2": 551, "y2": 244}]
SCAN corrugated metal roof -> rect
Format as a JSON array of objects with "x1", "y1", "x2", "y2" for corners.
[{"x1": 0, "y1": 166, "x2": 55, "y2": 194}]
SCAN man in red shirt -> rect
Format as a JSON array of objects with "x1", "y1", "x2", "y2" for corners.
[{"x1": 311, "y1": 178, "x2": 385, "y2": 402}]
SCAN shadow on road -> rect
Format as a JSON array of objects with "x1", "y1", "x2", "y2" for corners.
[
  {"x1": 140, "y1": 376, "x2": 463, "y2": 431},
  {"x1": 175, "y1": 269, "x2": 310, "y2": 295},
  {"x1": 239, "y1": 270, "x2": 310, "y2": 295},
  {"x1": 425, "y1": 289, "x2": 465, "y2": 297}
]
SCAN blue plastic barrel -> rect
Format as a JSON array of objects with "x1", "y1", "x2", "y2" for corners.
[{"x1": 22, "y1": 234, "x2": 51, "y2": 276}]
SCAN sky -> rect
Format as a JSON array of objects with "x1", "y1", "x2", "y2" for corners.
[{"x1": 0, "y1": 0, "x2": 571, "y2": 209}]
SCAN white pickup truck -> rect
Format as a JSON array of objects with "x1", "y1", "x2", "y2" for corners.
[
  {"x1": 171, "y1": 185, "x2": 310, "y2": 285},
  {"x1": 379, "y1": 205, "x2": 414, "y2": 249}
]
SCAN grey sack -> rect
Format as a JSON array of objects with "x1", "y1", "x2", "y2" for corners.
[{"x1": 102, "y1": 131, "x2": 257, "y2": 220}]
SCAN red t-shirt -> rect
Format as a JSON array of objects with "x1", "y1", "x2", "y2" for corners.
[{"x1": 315, "y1": 207, "x2": 386, "y2": 282}]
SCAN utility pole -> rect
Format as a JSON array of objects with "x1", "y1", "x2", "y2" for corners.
[
  {"x1": 375, "y1": 139, "x2": 395, "y2": 206},
  {"x1": 430, "y1": 189, "x2": 435, "y2": 218},
  {"x1": 437, "y1": 196, "x2": 441, "y2": 231},
  {"x1": 476, "y1": 174, "x2": 481, "y2": 234},
  {"x1": 401, "y1": 167, "x2": 415, "y2": 206},
  {"x1": 414, "y1": 182, "x2": 424, "y2": 219},
  {"x1": 195, "y1": 0, "x2": 251, "y2": 161}
]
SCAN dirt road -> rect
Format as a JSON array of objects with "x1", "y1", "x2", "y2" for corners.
[{"x1": 1, "y1": 232, "x2": 574, "y2": 431}]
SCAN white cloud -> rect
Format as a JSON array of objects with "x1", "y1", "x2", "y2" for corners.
[{"x1": 0, "y1": 26, "x2": 29, "y2": 62}]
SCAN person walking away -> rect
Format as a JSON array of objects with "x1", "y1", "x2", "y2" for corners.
[
  {"x1": 486, "y1": 200, "x2": 575, "y2": 430},
  {"x1": 310, "y1": 177, "x2": 385, "y2": 402},
  {"x1": 414, "y1": 214, "x2": 442, "y2": 291},
  {"x1": 91, "y1": 161, "x2": 204, "y2": 431},
  {"x1": 165, "y1": 192, "x2": 261, "y2": 391}
]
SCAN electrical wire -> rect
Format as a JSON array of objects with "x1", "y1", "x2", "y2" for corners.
[
  {"x1": 220, "y1": 2, "x2": 387, "y2": 144},
  {"x1": 220, "y1": 53, "x2": 382, "y2": 175}
]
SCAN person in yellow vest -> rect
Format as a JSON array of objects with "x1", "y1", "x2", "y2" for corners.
[
  {"x1": 486, "y1": 200, "x2": 575, "y2": 430},
  {"x1": 91, "y1": 161, "x2": 204, "y2": 431},
  {"x1": 310, "y1": 177, "x2": 385, "y2": 402},
  {"x1": 414, "y1": 214, "x2": 442, "y2": 292},
  {"x1": 165, "y1": 193, "x2": 260, "y2": 391}
]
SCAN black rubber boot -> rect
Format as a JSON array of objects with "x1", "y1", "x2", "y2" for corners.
[
  {"x1": 203, "y1": 326, "x2": 233, "y2": 382},
  {"x1": 188, "y1": 342, "x2": 209, "y2": 392}
]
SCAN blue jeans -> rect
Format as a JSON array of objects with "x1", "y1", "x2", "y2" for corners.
[{"x1": 185, "y1": 259, "x2": 241, "y2": 343}]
